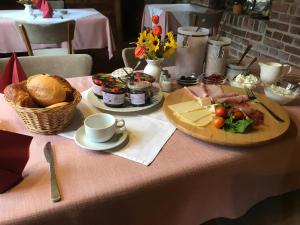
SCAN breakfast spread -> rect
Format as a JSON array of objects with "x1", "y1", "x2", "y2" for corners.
[{"x1": 168, "y1": 83, "x2": 264, "y2": 133}]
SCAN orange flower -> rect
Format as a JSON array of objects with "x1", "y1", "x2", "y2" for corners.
[
  {"x1": 135, "y1": 45, "x2": 147, "y2": 59},
  {"x1": 152, "y1": 25, "x2": 162, "y2": 36},
  {"x1": 152, "y1": 15, "x2": 159, "y2": 24}
]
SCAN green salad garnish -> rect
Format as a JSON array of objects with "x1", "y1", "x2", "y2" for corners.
[{"x1": 223, "y1": 115, "x2": 253, "y2": 133}]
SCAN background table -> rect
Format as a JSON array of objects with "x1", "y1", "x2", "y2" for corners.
[
  {"x1": 142, "y1": 4, "x2": 218, "y2": 37},
  {"x1": 1, "y1": 74, "x2": 300, "y2": 225},
  {"x1": 0, "y1": 9, "x2": 115, "y2": 59}
]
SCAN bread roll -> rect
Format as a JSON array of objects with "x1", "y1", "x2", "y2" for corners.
[
  {"x1": 4, "y1": 83, "x2": 38, "y2": 108},
  {"x1": 27, "y1": 74, "x2": 73, "y2": 107},
  {"x1": 46, "y1": 101, "x2": 70, "y2": 108}
]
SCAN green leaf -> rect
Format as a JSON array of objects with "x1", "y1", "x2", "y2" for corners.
[
  {"x1": 223, "y1": 115, "x2": 252, "y2": 133},
  {"x1": 234, "y1": 119, "x2": 252, "y2": 133}
]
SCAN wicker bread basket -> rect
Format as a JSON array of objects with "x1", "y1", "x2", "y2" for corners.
[{"x1": 5, "y1": 85, "x2": 82, "y2": 135}]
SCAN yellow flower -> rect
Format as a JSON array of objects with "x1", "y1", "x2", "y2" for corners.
[
  {"x1": 163, "y1": 32, "x2": 176, "y2": 57},
  {"x1": 137, "y1": 31, "x2": 148, "y2": 45},
  {"x1": 166, "y1": 31, "x2": 175, "y2": 42},
  {"x1": 164, "y1": 32, "x2": 176, "y2": 50},
  {"x1": 147, "y1": 33, "x2": 160, "y2": 52}
]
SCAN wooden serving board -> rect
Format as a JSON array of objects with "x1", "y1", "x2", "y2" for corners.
[{"x1": 163, "y1": 85, "x2": 290, "y2": 146}]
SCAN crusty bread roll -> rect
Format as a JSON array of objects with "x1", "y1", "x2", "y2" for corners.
[
  {"x1": 4, "y1": 83, "x2": 39, "y2": 108},
  {"x1": 27, "y1": 74, "x2": 74, "y2": 107},
  {"x1": 46, "y1": 101, "x2": 70, "y2": 108}
]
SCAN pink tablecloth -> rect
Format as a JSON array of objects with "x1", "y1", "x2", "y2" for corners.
[
  {"x1": 1, "y1": 76, "x2": 300, "y2": 225},
  {"x1": 0, "y1": 9, "x2": 115, "y2": 59}
]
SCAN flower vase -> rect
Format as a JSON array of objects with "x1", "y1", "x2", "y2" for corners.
[
  {"x1": 24, "y1": 4, "x2": 33, "y2": 17},
  {"x1": 143, "y1": 59, "x2": 164, "y2": 81}
]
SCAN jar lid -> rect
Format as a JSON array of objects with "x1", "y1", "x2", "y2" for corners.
[
  {"x1": 208, "y1": 37, "x2": 231, "y2": 46},
  {"x1": 177, "y1": 26, "x2": 209, "y2": 37}
]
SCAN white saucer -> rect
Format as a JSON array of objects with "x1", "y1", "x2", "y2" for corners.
[{"x1": 74, "y1": 126, "x2": 128, "y2": 151}]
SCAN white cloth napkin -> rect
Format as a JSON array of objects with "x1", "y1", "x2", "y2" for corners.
[{"x1": 59, "y1": 89, "x2": 176, "y2": 166}]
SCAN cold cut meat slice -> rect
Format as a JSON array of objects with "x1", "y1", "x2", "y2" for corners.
[
  {"x1": 187, "y1": 83, "x2": 223, "y2": 98},
  {"x1": 205, "y1": 85, "x2": 224, "y2": 97},
  {"x1": 214, "y1": 95, "x2": 249, "y2": 104},
  {"x1": 187, "y1": 83, "x2": 208, "y2": 98}
]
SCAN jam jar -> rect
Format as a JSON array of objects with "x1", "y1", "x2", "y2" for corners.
[
  {"x1": 127, "y1": 81, "x2": 152, "y2": 106},
  {"x1": 102, "y1": 83, "x2": 127, "y2": 108},
  {"x1": 92, "y1": 74, "x2": 115, "y2": 99}
]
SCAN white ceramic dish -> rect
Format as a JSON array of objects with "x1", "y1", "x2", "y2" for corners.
[
  {"x1": 87, "y1": 87, "x2": 163, "y2": 113},
  {"x1": 74, "y1": 126, "x2": 128, "y2": 151},
  {"x1": 264, "y1": 84, "x2": 299, "y2": 105},
  {"x1": 111, "y1": 67, "x2": 133, "y2": 79}
]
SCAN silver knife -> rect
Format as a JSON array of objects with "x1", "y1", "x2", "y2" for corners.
[{"x1": 44, "y1": 142, "x2": 61, "y2": 202}]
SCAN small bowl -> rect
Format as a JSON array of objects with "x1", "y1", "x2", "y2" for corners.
[
  {"x1": 177, "y1": 74, "x2": 200, "y2": 86},
  {"x1": 202, "y1": 74, "x2": 227, "y2": 85},
  {"x1": 264, "y1": 81, "x2": 299, "y2": 105},
  {"x1": 111, "y1": 67, "x2": 133, "y2": 80},
  {"x1": 229, "y1": 74, "x2": 260, "y2": 89}
]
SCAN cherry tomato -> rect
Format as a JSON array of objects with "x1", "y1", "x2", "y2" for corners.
[
  {"x1": 233, "y1": 110, "x2": 244, "y2": 120},
  {"x1": 213, "y1": 117, "x2": 225, "y2": 129},
  {"x1": 215, "y1": 106, "x2": 227, "y2": 118}
]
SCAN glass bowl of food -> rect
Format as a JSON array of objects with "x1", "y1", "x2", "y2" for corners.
[
  {"x1": 202, "y1": 74, "x2": 227, "y2": 85},
  {"x1": 263, "y1": 80, "x2": 300, "y2": 105},
  {"x1": 229, "y1": 73, "x2": 260, "y2": 89}
]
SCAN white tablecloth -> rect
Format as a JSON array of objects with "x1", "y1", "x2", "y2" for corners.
[{"x1": 0, "y1": 8, "x2": 115, "y2": 58}]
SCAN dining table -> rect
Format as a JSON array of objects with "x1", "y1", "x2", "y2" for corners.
[
  {"x1": 142, "y1": 4, "x2": 219, "y2": 38},
  {"x1": 0, "y1": 8, "x2": 115, "y2": 59},
  {"x1": 1, "y1": 69, "x2": 300, "y2": 225}
]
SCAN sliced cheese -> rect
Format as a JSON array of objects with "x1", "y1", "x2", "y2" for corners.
[
  {"x1": 179, "y1": 109, "x2": 212, "y2": 123},
  {"x1": 168, "y1": 100, "x2": 202, "y2": 114},
  {"x1": 194, "y1": 114, "x2": 213, "y2": 126},
  {"x1": 179, "y1": 112, "x2": 213, "y2": 127}
]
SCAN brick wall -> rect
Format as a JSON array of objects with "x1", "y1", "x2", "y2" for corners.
[{"x1": 219, "y1": 0, "x2": 300, "y2": 69}]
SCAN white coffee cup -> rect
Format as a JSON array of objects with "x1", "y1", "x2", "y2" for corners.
[
  {"x1": 259, "y1": 62, "x2": 292, "y2": 84},
  {"x1": 84, "y1": 113, "x2": 125, "y2": 143}
]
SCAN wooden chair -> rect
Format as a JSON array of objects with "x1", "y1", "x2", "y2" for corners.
[
  {"x1": 17, "y1": 20, "x2": 75, "y2": 56},
  {"x1": 190, "y1": 11, "x2": 223, "y2": 36},
  {"x1": 122, "y1": 47, "x2": 176, "y2": 69},
  {"x1": 48, "y1": 0, "x2": 64, "y2": 9},
  {"x1": 0, "y1": 54, "x2": 93, "y2": 78}
]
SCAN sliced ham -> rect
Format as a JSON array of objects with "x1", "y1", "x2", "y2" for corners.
[
  {"x1": 232, "y1": 103, "x2": 264, "y2": 125},
  {"x1": 205, "y1": 84, "x2": 224, "y2": 98},
  {"x1": 187, "y1": 83, "x2": 208, "y2": 98},
  {"x1": 214, "y1": 95, "x2": 249, "y2": 104},
  {"x1": 247, "y1": 110, "x2": 264, "y2": 125},
  {"x1": 213, "y1": 92, "x2": 238, "y2": 99},
  {"x1": 187, "y1": 83, "x2": 223, "y2": 98}
]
